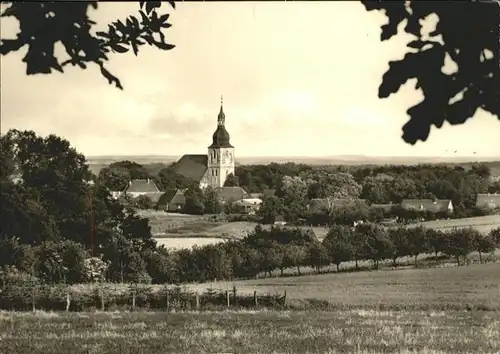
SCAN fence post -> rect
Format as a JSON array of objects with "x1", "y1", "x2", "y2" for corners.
[
  {"x1": 195, "y1": 292, "x2": 200, "y2": 310},
  {"x1": 31, "y1": 286, "x2": 36, "y2": 312},
  {"x1": 100, "y1": 289, "x2": 105, "y2": 311},
  {"x1": 166, "y1": 288, "x2": 170, "y2": 312},
  {"x1": 253, "y1": 290, "x2": 258, "y2": 307},
  {"x1": 66, "y1": 293, "x2": 71, "y2": 312},
  {"x1": 232, "y1": 285, "x2": 237, "y2": 307},
  {"x1": 283, "y1": 290, "x2": 287, "y2": 307},
  {"x1": 226, "y1": 290, "x2": 230, "y2": 307},
  {"x1": 132, "y1": 290, "x2": 136, "y2": 311}
]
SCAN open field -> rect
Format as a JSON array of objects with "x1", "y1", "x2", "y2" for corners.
[
  {"x1": 148, "y1": 212, "x2": 499, "y2": 250},
  {"x1": 409, "y1": 214, "x2": 500, "y2": 234},
  {"x1": 64, "y1": 263, "x2": 500, "y2": 312},
  {"x1": 1, "y1": 310, "x2": 498, "y2": 354},
  {"x1": 185, "y1": 264, "x2": 500, "y2": 311}
]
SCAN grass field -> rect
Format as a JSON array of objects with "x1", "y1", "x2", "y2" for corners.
[
  {"x1": 148, "y1": 212, "x2": 499, "y2": 250},
  {"x1": 410, "y1": 214, "x2": 500, "y2": 234},
  {"x1": 4, "y1": 264, "x2": 500, "y2": 353},
  {"x1": 185, "y1": 263, "x2": 500, "y2": 311},
  {"x1": 1, "y1": 309, "x2": 498, "y2": 354}
]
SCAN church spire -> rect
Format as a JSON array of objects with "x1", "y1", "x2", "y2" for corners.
[{"x1": 217, "y1": 95, "x2": 225, "y2": 126}]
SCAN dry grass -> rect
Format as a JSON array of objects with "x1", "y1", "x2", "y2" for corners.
[
  {"x1": 187, "y1": 263, "x2": 500, "y2": 311},
  {"x1": 0, "y1": 309, "x2": 498, "y2": 353}
]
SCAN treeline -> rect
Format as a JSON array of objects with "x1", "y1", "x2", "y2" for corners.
[
  {"x1": 97, "y1": 157, "x2": 500, "y2": 223},
  {"x1": 4, "y1": 223, "x2": 498, "y2": 288},
  {"x1": 1, "y1": 130, "x2": 162, "y2": 286}
]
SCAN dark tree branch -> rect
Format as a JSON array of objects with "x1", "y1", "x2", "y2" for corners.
[
  {"x1": 0, "y1": 1, "x2": 176, "y2": 89},
  {"x1": 362, "y1": 1, "x2": 500, "y2": 145}
]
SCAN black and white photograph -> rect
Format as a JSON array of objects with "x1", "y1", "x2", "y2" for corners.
[{"x1": 1, "y1": 1, "x2": 499, "y2": 353}]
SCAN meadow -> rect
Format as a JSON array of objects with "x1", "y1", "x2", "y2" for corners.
[
  {"x1": 185, "y1": 263, "x2": 500, "y2": 311},
  {"x1": 3, "y1": 262, "x2": 499, "y2": 353},
  {"x1": 411, "y1": 214, "x2": 500, "y2": 234},
  {"x1": 146, "y1": 211, "x2": 500, "y2": 249},
  {"x1": 0, "y1": 309, "x2": 499, "y2": 354}
]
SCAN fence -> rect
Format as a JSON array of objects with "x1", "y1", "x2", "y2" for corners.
[{"x1": 0, "y1": 283, "x2": 287, "y2": 312}]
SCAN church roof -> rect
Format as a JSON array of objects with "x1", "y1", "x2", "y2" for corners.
[
  {"x1": 172, "y1": 154, "x2": 208, "y2": 182},
  {"x1": 125, "y1": 179, "x2": 160, "y2": 193},
  {"x1": 209, "y1": 102, "x2": 233, "y2": 148},
  {"x1": 216, "y1": 186, "x2": 249, "y2": 203}
]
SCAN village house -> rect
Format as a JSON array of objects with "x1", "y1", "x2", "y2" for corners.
[
  {"x1": 400, "y1": 199, "x2": 454, "y2": 214},
  {"x1": 475, "y1": 193, "x2": 500, "y2": 210},
  {"x1": 232, "y1": 197, "x2": 263, "y2": 214},
  {"x1": 113, "y1": 178, "x2": 164, "y2": 203},
  {"x1": 370, "y1": 203, "x2": 394, "y2": 212},
  {"x1": 274, "y1": 215, "x2": 287, "y2": 227}
]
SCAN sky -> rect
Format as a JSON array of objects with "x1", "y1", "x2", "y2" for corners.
[{"x1": 1, "y1": 2, "x2": 499, "y2": 158}]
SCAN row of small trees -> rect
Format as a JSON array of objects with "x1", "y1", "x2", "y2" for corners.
[
  {"x1": 2, "y1": 224, "x2": 498, "y2": 287},
  {"x1": 160, "y1": 223, "x2": 499, "y2": 283}
]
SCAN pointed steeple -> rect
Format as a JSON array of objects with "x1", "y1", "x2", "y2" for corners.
[
  {"x1": 217, "y1": 95, "x2": 225, "y2": 126},
  {"x1": 209, "y1": 95, "x2": 233, "y2": 148}
]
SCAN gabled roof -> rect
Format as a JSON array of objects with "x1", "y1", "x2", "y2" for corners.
[
  {"x1": 216, "y1": 186, "x2": 248, "y2": 203},
  {"x1": 169, "y1": 189, "x2": 186, "y2": 206},
  {"x1": 371, "y1": 203, "x2": 394, "y2": 211},
  {"x1": 234, "y1": 198, "x2": 262, "y2": 206},
  {"x1": 172, "y1": 154, "x2": 208, "y2": 182},
  {"x1": 125, "y1": 179, "x2": 160, "y2": 193},
  {"x1": 476, "y1": 193, "x2": 500, "y2": 208},
  {"x1": 401, "y1": 199, "x2": 452, "y2": 213},
  {"x1": 147, "y1": 192, "x2": 164, "y2": 203}
]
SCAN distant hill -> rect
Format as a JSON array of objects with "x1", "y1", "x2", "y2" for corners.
[{"x1": 86, "y1": 155, "x2": 500, "y2": 176}]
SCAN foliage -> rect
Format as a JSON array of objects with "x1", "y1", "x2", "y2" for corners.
[
  {"x1": 223, "y1": 173, "x2": 239, "y2": 187},
  {"x1": 0, "y1": 1, "x2": 176, "y2": 89},
  {"x1": 83, "y1": 257, "x2": 108, "y2": 283},
  {"x1": 363, "y1": 1, "x2": 499, "y2": 144},
  {"x1": 322, "y1": 225, "x2": 353, "y2": 271}
]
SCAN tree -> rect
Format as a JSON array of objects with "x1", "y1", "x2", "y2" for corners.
[
  {"x1": 0, "y1": 1, "x2": 176, "y2": 90},
  {"x1": 358, "y1": 223, "x2": 392, "y2": 269},
  {"x1": 276, "y1": 175, "x2": 308, "y2": 222},
  {"x1": 306, "y1": 241, "x2": 329, "y2": 274},
  {"x1": 443, "y1": 227, "x2": 477, "y2": 266},
  {"x1": 406, "y1": 226, "x2": 430, "y2": 267},
  {"x1": 224, "y1": 173, "x2": 239, "y2": 187},
  {"x1": 260, "y1": 243, "x2": 282, "y2": 278},
  {"x1": 257, "y1": 196, "x2": 284, "y2": 224},
  {"x1": 322, "y1": 225, "x2": 353, "y2": 272},
  {"x1": 363, "y1": 2, "x2": 499, "y2": 144},
  {"x1": 474, "y1": 232, "x2": 496, "y2": 264},
  {"x1": 490, "y1": 227, "x2": 500, "y2": 247},
  {"x1": 97, "y1": 166, "x2": 130, "y2": 192},
  {"x1": 304, "y1": 171, "x2": 362, "y2": 200},
  {"x1": 282, "y1": 244, "x2": 307, "y2": 275},
  {"x1": 387, "y1": 227, "x2": 410, "y2": 267},
  {"x1": 203, "y1": 187, "x2": 223, "y2": 214},
  {"x1": 0, "y1": 181, "x2": 59, "y2": 244},
  {"x1": 183, "y1": 187, "x2": 205, "y2": 215},
  {"x1": 426, "y1": 229, "x2": 447, "y2": 264}
]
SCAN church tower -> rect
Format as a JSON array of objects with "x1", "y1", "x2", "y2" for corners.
[{"x1": 207, "y1": 96, "x2": 235, "y2": 188}]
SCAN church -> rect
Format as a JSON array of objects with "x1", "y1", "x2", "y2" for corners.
[
  {"x1": 114, "y1": 98, "x2": 254, "y2": 210},
  {"x1": 171, "y1": 97, "x2": 236, "y2": 189}
]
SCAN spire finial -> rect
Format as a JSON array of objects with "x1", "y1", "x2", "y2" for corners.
[{"x1": 218, "y1": 95, "x2": 225, "y2": 126}]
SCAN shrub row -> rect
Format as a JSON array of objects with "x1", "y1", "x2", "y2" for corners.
[{"x1": 0, "y1": 284, "x2": 286, "y2": 312}]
